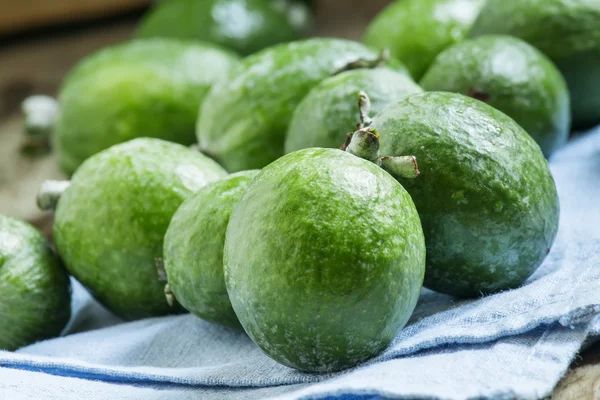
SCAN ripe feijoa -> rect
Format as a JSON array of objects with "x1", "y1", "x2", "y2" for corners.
[
  {"x1": 0, "y1": 215, "x2": 71, "y2": 351},
  {"x1": 374, "y1": 92, "x2": 560, "y2": 297},
  {"x1": 285, "y1": 67, "x2": 422, "y2": 153},
  {"x1": 163, "y1": 169, "x2": 260, "y2": 329},
  {"x1": 197, "y1": 38, "x2": 406, "y2": 172},
  {"x1": 364, "y1": 0, "x2": 485, "y2": 80},
  {"x1": 136, "y1": 0, "x2": 313, "y2": 56},
  {"x1": 41, "y1": 138, "x2": 227, "y2": 320},
  {"x1": 54, "y1": 39, "x2": 239, "y2": 175},
  {"x1": 224, "y1": 108, "x2": 425, "y2": 372},
  {"x1": 420, "y1": 35, "x2": 570, "y2": 157},
  {"x1": 470, "y1": 0, "x2": 600, "y2": 129}
]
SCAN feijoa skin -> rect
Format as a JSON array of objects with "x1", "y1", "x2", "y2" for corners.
[
  {"x1": 224, "y1": 148, "x2": 425, "y2": 372},
  {"x1": 420, "y1": 35, "x2": 571, "y2": 157},
  {"x1": 163, "y1": 170, "x2": 260, "y2": 329},
  {"x1": 55, "y1": 39, "x2": 239, "y2": 175},
  {"x1": 364, "y1": 0, "x2": 485, "y2": 80},
  {"x1": 197, "y1": 38, "x2": 394, "y2": 172},
  {"x1": 136, "y1": 0, "x2": 312, "y2": 56},
  {"x1": 0, "y1": 215, "x2": 71, "y2": 351},
  {"x1": 374, "y1": 92, "x2": 559, "y2": 298},
  {"x1": 285, "y1": 67, "x2": 422, "y2": 153},
  {"x1": 470, "y1": 0, "x2": 600, "y2": 129},
  {"x1": 51, "y1": 138, "x2": 227, "y2": 320}
]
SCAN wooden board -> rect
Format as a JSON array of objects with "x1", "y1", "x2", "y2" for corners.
[{"x1": 0, "y1": 0, "x2": 151, "y2": 36}]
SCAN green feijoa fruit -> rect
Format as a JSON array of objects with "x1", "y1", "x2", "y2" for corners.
[
  {"x1": 224, "y1": 121, "x2": 425, "y2": 372},
  {"x1": 364, "y1": 0, "x2": 485, "y2": 80},
  {"x1": 163, "y1": 169, "x2": 260, "y2": 329},
  {"x1": 42, "y1": 138, "x2": 227, "y2": 320},
  {"x1": 420, "y1": 35, "x2": 570, "y2": 157},
  {"x1": 470, "y1": 0, "x2": 600, "y2": 129},
  {"x1": 197, "y1": 38, "x2": 406, "y2": 172},
  {"x1": 136, "y1": 0, "x2": 313, "y2": 56},
  {"x1": 53, "y1": 38, "x2": 239, "y2": 175},
  {"x1": 374, "y1": 92, "x2": 559, "y2": 298},
  {"x1": 0, "y1": 215, "x2": 71, "y2": 351},
  {"x1": 285, "y1": 67, "x2": 422, "y2": 153}
]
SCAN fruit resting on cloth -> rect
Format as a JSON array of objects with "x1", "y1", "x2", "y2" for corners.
[
  {"x1": 40, "y1": 138, "x2": 227, "y2": 320},
  {"x1": 163, "y1": 169, "x2": 260, "y2": 329},
  {"x1": 225, "y1": 95, "x2": 425, "y2": 372},
  {"x1": 374, "y1": 92, "x2": 560, "y2": 297},
  {"x1": 0, "y1": 215, "x2": 71, "y2": 351}
]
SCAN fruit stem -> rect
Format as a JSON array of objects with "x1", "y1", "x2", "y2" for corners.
[
  {"x1": 381, "y1": 156, "x2": 420, "y2": 179},
  {"x1": 345, "y1": 128, "x2": 380, "y2": 164},
  {"x1": 344, "y1": 92, "x2": 420, "y2": 179},
  {"x1": 333, "y1": 49, "x2": 390, "y2": 75},
  {"x1": 21, "y1": 95, "x2": 59, "y2": 151},
  {"x1": 37, "y1": 180, "x2": 70, "y2": 210}
]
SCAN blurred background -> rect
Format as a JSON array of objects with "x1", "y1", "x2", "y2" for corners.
[{"x1": 0, "y1": 0, "x2": 390, "y2": 234}]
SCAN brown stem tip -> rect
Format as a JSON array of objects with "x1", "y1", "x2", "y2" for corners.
[{"x1": 381, "y1": 155, "x2": 420, "y2": 179}]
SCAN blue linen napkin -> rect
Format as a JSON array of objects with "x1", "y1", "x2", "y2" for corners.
[{"x1": 1, "y1": 127, "x2": 600, "y2": 400}]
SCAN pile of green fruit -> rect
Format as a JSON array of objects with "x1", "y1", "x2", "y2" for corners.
[{"x1": 10, "y1": 0, "x2": 598, "y2": 374}]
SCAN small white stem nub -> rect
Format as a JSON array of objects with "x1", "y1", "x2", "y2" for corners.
[
  {"x1": 22, "y1": 95, "x2": 59, "y2": 141},
  {"x1": 37, "y1": 180, "x2": 70, "y2": 210},
  {"x1": 164, "y1": 284, "x2": 175, "y2": 307}
]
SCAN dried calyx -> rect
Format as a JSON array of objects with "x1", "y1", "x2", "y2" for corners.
[{"x1": 342, "y1": 91, "x2": 419, "y2": 179}]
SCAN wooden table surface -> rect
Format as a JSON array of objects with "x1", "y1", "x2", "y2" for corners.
[{"x1": 0, "y1": 1, "x2": 598, "y2": 398}]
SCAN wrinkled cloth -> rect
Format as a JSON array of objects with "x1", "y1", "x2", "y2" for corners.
[{"x1": 2, "y1": 128, "x2": 600, "y2": 400}]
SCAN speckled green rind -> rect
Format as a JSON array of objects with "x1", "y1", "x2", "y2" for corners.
[
  {"x1": 374, "y1": 92, "x2": 559, "y2": 298},
  {"x1": 53, "y1": 138, "x2": 227, "y2": 320},
  {"x1": 164, "y1": 169, "x2": 260, "y2": 329},
  {"x1": 470, "y1": 0, "x2": 600, "y2": 129},
  {"x1": 55, "y1": 39, "x2": 239, "y2": 175},
  {"x1": 0, "y1": 215, "x2": 71, "y2": 351},
  {"x1": 420, "y1": 35, "x2": 570, "y2": 157},
  {"x1": 136, "y1": 0, "x2": 312, "y2": 56},
  {"x1": 364, "y1": 0, "x2": 484, "y2": 80},
  {"x1": 224, "y1": 148, "x2": 425, "y2": 372},
  {"x1": 285, "y1": 68, "x2": 422, "y2": 153},
  {"x1": 197, "y1": 38, "x2": 390, "y2": 172}
]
